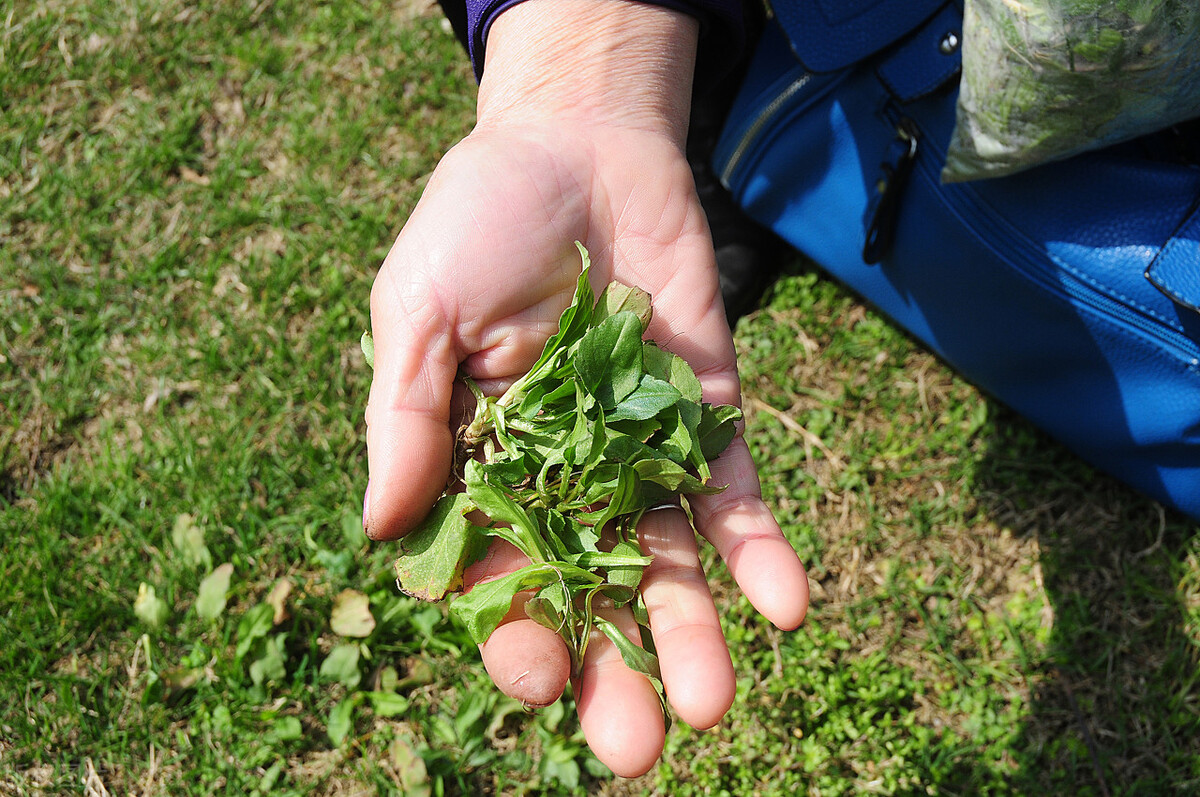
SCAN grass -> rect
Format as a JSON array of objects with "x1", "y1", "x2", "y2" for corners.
[{"x1": 2, "y1": 0, "x2": 1198, "y2": 794}]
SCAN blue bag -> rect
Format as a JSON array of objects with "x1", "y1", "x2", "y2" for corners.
[{"x1": 713, "y1": 0, "x2": 1200, "y2": 519}]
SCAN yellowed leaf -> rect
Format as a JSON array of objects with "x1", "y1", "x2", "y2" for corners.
[
  {"x1": 266, "y1": 578, "x2": 293, "y2": 625},
  {"x1": 330, "y1": 589, "x2": 375, "y2": 638}
]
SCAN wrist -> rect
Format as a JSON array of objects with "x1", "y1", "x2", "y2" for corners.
[{"x1": 476, "y1": 0, "x2": 699, "y2": 146}]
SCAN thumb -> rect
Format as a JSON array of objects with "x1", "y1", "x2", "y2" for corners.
[{"x1": 364, "y1": 258, "x2": 458, "y2": 540}]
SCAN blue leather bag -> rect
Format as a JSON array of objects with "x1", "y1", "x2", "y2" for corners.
[{"x1": 713, "y1": 0, "x2": 1200, "y2": 519}]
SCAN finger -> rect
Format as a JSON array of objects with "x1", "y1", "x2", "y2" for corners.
[
  {"x1": 689, "y1": 437, "x2": 810, "y2": 630},
  {"x1": 479, "y1": 596, "x2": 572, "y2": 709},
  {"x1": 636, "y1": 506, "x2": 735, "y2": 730},
  {"x1": 466, "y1": 541, "x2": 571, "y2": 708},
  {"x1": 575, "y1": 604, "x2": 666, "y2": 778},
  {"x1": 364, "y1": 245, "x2": 458, "y2": 541},
  {"x1": 644, "y1": 261, "x2": 810, "y2": 631}
]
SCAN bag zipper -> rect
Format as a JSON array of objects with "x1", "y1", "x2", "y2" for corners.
[{"x1": 719, "y1": 72, "x2": 812, "y2": 187}]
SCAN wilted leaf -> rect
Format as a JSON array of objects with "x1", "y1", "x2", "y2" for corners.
[
  {"x1": 331, "y1": 589, "x2": 375, "y2": 637},
  {"x1": 134, "y1": 583, "x2": 169, "y2": 629},
  {"x1": 196, "y1": 563, "x2": 234, "y2": 620},
  {"x1": 393, "y1": 494, "x2": 488, "y2": 601},
  {"x1": 265, "y1": 578, "x2": 292, "y2": 625}
]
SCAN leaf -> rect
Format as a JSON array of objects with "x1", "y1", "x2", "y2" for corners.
[
  {"x1": 327, "y1": 696, "x2": 358, "y2": 746},
  {"x1": 697, "y1": 403, "x2": 742, "y2": 460},
  {"x1": 196, "y1": 563, "x2": 233, "y2": 621},
  {"x1": 656, "y1": 401, "x2": 708, "y2": 478},
  {"x1": 390, "y1": 735, "x2": 432, "y2": 797},
  {"x1": 464, "y1": 460, "x2": 546, "y2": 560},
  {"x1": 393, "y1": 494, "x2": 490, "y2": 601},
  {"x1": 667, "y1": 352, "x2": 704, "y2": 404},
  {"x1": 360, "y1": 330, "x2": 374, "y2": 369},
  {"x1": 171, "y1": 513, "x2": 212, "y2": 571},
  {"x1": 134, "y1": 583, "x2": 169, "y2": 629},
  {"x1": 603, "y1": 431, "x2": 660, "y2": 466},
  {"x1": 576, "y1": 463, "x2": 643, "y2": 531},
  {"x1": 593, "y1": 616, "x2": 661, "y2": 681},
  {"x1": 272, "y1": 716, "x2": 303, "y2": 742},
  {"x1": 603, "y1": 541, "x2": 648, "y2": 592},
  {"x1": 574, "y1": 312, "x2": 644, "y2": 409},
  {"x1": 258, "y1": 761, "x2": 285, "y2": 793},
  {"x1": 366, "y1": 691, "x2": 410, "y2": 717},
  {"x1": 593, "y1": 280, "x2": 652, "y2": 330},
  {"x1": 607, "y1": 417, "x2": 662, "y2": 444},
  {"x1": 249, "y1": 634, "x2": 287, "y2": 686},
  {"x1": 601, "y1": 583, "x2": 637, "y2": 607},
  {"x1": 235, "y1": 602, "x2": 274, "y2": 659},
  {"x1": 534, "y1": 380, "x2": 579, "y2": 417},
  {"x1": 479, "y1": 455, "x2": 536, "y2": 488},
  {"x1": 569, "y1": 400, "x2": 610, "y2": 490},
  {"x1": 319, "y1": 643, "x2": 362, "y2": 689},
  {"x1": 541, "y1": 746, "x2": 582, "y2": 790},
  {"x1": 539, "y1": 580, "x2": 573, "y2": 613},
  {"x1": 519, "y1": 245, "x2": 595, "y2": 383},
  {"x1": 607, "y1": 374, "x2": 681, "y2": 422},
  {"x1": 265, "y1": 578, "x2": 292, "y2": 625},
  {"x1": 594, "y1": 616, "x2": 671, "y2": 726},
  {"x1": 524, "y1": 595, "x2": 565, "y2": 633},
  {"x1": 331, "y1": 589, "x2": 376, "y2": 638},
  {"x1": 643, "y1": 344, "x2": 702, "y2": 404},
  {"x1": 544, "y1": 508, "x2": 600, "y2": 554},
  {"x1": 449, "y1": 563, "x2": 596, "y2": 645},
  {"x1": 632, "y1": 457, "x2": 722, "y2": 494}
]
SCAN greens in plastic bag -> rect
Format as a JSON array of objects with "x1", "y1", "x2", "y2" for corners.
[{"x1": 943, "y1": 0, "x2": 1200, "y2": 183}]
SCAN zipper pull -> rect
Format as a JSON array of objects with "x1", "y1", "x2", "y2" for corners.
[{"x1": 863, "y1": 118, "x2": 920, "y2": 265}]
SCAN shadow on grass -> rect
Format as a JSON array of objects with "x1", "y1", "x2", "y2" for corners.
[
  {"x1": 964, "y1": 408, "x2": 1199, "y2": 795},
  {"x1": 727, "y1": 261, "x2": 1199, "y2": 796}
]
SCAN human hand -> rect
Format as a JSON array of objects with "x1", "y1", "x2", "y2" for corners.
[{"x1": 363, "y1": 0, "x2": 808, "y2": 777}]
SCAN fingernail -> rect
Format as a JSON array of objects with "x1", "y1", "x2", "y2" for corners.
[{"x1": 362, "y1": 480, "x2": 371, "y2": 532}]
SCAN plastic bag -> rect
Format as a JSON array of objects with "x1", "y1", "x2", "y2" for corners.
[{"x1": 943, "y1": 0, "x2": 1200, "y2": 183}]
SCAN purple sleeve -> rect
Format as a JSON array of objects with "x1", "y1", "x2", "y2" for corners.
[{"x1": 464, "y1": 0, "x2": 746, "y2": 87}]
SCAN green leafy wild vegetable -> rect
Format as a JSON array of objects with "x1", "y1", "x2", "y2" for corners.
[{"x1": 361, "y1": 243, "x2": 742, "y2": 714}]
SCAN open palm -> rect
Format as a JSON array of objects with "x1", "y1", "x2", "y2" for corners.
[{"x1": 365, "y1": 119, "x2": 808, "y2": 776}]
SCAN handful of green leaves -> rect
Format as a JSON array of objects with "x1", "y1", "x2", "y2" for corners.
[{"x1": 362, "y1": 243, "x2": 741, "y2": 706}]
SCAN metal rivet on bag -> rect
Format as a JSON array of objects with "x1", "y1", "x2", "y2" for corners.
[{"x1": 939, "y1": 31, "x2": 960, "y2": 55}]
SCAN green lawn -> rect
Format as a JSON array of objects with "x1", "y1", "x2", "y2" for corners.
[{"x1": 2, "y1": 1, "x2": 1198, "y2": 794}]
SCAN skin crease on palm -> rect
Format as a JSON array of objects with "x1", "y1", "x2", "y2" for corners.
[{"x1": 362, "y1": 0, "x2": 810, "y2": 778}]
